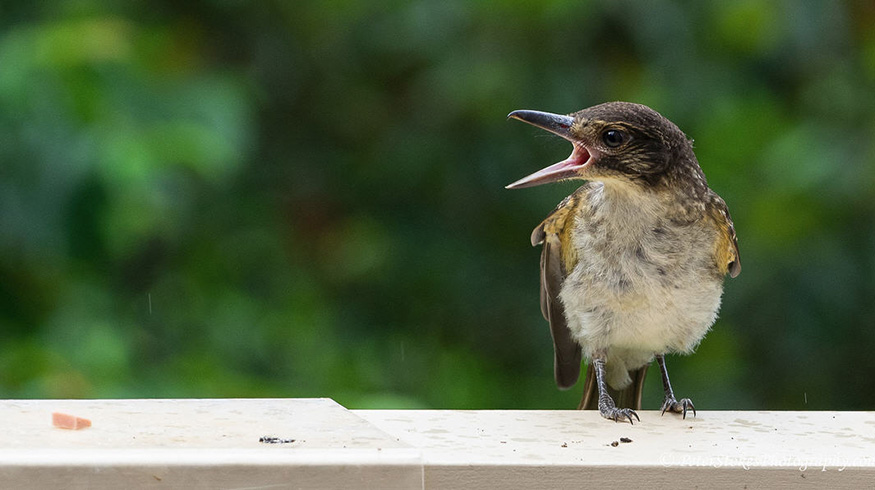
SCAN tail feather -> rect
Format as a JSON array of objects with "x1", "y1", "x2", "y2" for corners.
[{"x1": 578, "y1": 363, "x2": 648, "y2": 410}]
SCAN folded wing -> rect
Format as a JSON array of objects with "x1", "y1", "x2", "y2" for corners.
[{"x1": 531, "y1": 192, "x2": 585, "y2": 389}]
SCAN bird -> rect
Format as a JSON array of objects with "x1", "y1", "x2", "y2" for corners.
[{"x1": 506, "y1": 102, "x2": 740, "y2": 423}]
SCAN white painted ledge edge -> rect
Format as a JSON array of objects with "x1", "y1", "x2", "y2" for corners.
[{"x1": 1, "y1": 398, "x2": 873, "y2": 489}]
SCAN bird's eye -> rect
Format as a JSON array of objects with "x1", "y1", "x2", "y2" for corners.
[{"x1": 603, "y1": 129, "x2": 626, "y2": 148}]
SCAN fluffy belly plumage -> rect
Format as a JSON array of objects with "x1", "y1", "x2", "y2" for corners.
[
  {"x1": 561, "y1": 271, "x2": 723, "y2": 355},
  {"x1": 560, "y1": 264, "x2": 724, "y2": 390}
]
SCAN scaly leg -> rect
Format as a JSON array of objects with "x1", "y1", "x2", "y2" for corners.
[
  {"x1": 656, "y1": 354, "x2": 696, "y2": 419},
  {"x1": 592, "y1": 355, "x2": 639, "y2": 424}
]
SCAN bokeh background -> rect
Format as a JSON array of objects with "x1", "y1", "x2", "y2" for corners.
[{"x1": 1, "y1": 0, "x2": 873, "y2": 410}]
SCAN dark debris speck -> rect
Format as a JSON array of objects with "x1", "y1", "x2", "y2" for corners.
[{"x1": 259, "y1": 436, "x2": 296, "y2": 444}]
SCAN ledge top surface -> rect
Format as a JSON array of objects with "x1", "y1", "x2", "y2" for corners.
[
  {"x1": 356, "y1": 408, "x2": 875, "y2": 469},
  {"x1": 1, "y1": 399, "x2": 873, "y2": 471}
]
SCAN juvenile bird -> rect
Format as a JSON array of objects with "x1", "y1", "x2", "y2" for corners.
[{"x1": 506, "y1": 102, "x2": 740, "y2": 423}]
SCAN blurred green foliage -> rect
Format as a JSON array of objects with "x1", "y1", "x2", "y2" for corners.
[{"x1": 1, "y1": 0, "x2": 873, "y2": 410}]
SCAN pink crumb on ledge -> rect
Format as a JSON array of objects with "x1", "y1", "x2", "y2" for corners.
[{"x1": 52, "y1": 412, "x2": 92, "y2": 430}]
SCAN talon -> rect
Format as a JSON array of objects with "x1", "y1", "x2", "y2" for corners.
[
  {"x1": 618, "y1": 408, "x2": 638, "y2": 425},
  {"x1": 681, "y1": 398, "x2": 696, "y2": 418},
  {"x1": 662, "y1": 396, "x2": 695, "y2": 419},
  {"x1": 599, "y1": 406, "x2": 638, "y2": 425}
]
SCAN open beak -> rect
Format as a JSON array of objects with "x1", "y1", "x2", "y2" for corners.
[{"x1": 505, "y1": 110, "x2": 593, "y2": 189}]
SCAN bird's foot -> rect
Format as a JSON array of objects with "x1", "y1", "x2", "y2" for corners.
[
  {"x1": 660, "y1": 396, "x2": 696, "y2": 419},
  {"x1": 599, "y1": 398, "x2": 639, "y2": 424}
]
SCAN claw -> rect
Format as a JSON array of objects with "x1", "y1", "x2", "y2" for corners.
[
  {"x1": 602, "y1": 406, "x2": 638, "y2": 425},
  {"x1": 681, "y1": 398, "x2": 696, "y2": 419},
  {"x1": 661, "y1": 396, "x2": 696, "y2": 418}
]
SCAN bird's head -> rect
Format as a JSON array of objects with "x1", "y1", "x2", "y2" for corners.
[{"x1": 506, "y1": 102, "x2": 697, "y2": 189}]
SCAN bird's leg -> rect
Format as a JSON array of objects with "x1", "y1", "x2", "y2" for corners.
[
  {"x1": 592, "y1": 354, "x2": 639, "y2": 424},
  {"x1": 656, "y1": 354, "x2": 696, "y2": 418}
]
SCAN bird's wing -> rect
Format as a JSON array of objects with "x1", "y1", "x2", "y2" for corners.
[
  {"x1": 531, "y1": 189, "x2": 586, "y2": 390},
  {"x1": 708, "y1": 191, "x2": 741, "y2": 278}
]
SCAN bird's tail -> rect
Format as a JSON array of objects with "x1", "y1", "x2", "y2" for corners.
[{"x1": 577, "y1": 363, "x2": 648, "y2": 410}]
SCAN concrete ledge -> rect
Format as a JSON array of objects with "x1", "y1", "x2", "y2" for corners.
[
  {"x1": 1, "y1": 399, "x2": 873, "y2": 488},
  {"x1": 358, "y1": 409, "x2": 875, "y2": 488}
]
